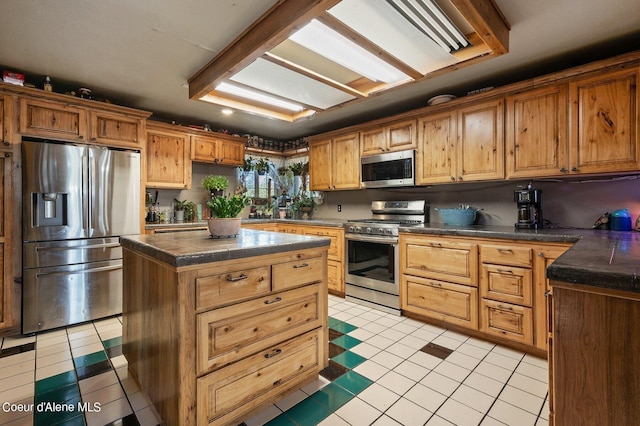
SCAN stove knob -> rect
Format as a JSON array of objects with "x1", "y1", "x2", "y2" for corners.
[
  {"x1": 347, "y1": 226, "x2": 355, "y2": 233},
  {"x1": 354, "y1": 226, "x2": 362, "y2": 233},
  {"x1": 384, "y1": 229, "x2": 393, "y2": 235},
  {"x1": 365, "y1": 227, "x2": 372, "y2": 234},
  {"x1": 378, "y1": 228, "x2": 385, "y2": 235}
]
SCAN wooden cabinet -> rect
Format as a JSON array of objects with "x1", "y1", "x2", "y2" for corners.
[
  {"x1": 549, "y1": 282, "x2": 640, "y2": 425},
  {"x1": 241, "y1": 222, "x2": 346, "y2": 295},
  {"x1": 568, "y1": 67, "x2": 640, "y2": 175},
  {"x1": 309, "y1": 132, "x2": 360, "y2": 191},
  {"x1": 19, "y1": 97, "x2": 88, "y2": 141},
  {"x1": 0, "y1": 150, "x2": 14, "y2": 333},
  {"x1": 506, "y1": 85, "x2": 569, "y2": 178},
  {"x1": 400, "y1": 233, "x2": 570, "y2": 353},
  {"x1": 89, "y1": 110, "x2": 144, "y2": 149},
  {"x1": 360, "y1": 119, "x2": 416, "y2": 157},
  {"x1": 416, "y1": 99, "x2": 504, "y2": 184},
  {"x1": 479, "y1": 243, "x2": 534, "y2": 345},
  {"x1": 18, "y1": 97, "x2": 146, "y2": 149},
  {"x1": 400, "y1": 235, "x2": 479, "y2": 329},
  {"x1": 416, "y1": 110, "x2": 457, "y2": 184},
  {"x1": 146, "y1": 123, "x2": 191, "y2": 189},
  {"x1": 191, "y1": 133, "x2": 244, "y2": 166},
  {"x1": 123, "y1": 245, "x2": 328, "y2": 426}
]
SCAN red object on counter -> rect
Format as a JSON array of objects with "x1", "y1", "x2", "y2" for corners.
[{"x1": 3, "y1": 70, "x2": 25, "y2": 85}]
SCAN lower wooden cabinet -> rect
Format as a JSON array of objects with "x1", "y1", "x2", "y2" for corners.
[
  {"x1": 123, "y1": 246, "x2": 328, "y2": 426},
  {"x1": 400, "y1": 232, "x2": 571, "y2": 353},
  {"x1": 402, "y1": 274, "x2": 478, "y2": 329}
]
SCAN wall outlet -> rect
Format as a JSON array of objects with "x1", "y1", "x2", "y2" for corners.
[{"x1": 337, "y1": 204, "x2": 342, "y2": 212}]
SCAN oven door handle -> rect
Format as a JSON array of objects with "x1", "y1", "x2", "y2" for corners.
[{"x1": 345, "y1": 234, "x2": 398, "y2": 244}]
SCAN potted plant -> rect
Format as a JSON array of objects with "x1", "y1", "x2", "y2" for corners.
[
  {"x1": 277, "y1": 166, "x2": 289, "y2": 176},
  {"x1": 174, "y1": 199, "x2": 189, "y2": 222},
  {"x1": 291, "y1": 193, "x2": 316, "y2": 220},
  {"x1": 289, "y1": 161, "x2": 305, "y2": 176},
  {"x1": 201, "y1": 175, "x2": 229, "y2": 197},
  {"x1": 206, "y1": 192, "x2": 251, "y2": 237},
  {"x1": 241, "y1": 157, "x2": 254, "y2": 172},
  {"x1": 254, "y1": 157, "x2": 272, "y2": 175}
]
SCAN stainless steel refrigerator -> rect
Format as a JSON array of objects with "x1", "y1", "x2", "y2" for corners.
[{"x1": 22, "y1": 138, "x2": 140, "y2": 333}]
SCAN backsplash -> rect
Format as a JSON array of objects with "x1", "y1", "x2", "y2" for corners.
[{"x1": 314, "y1": 176, "x2": 640, "y2": 230}]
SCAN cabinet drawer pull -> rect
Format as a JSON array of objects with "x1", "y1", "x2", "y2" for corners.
[
  {"x1": 497, "y1": 304, "x2": 514, "y2": 311},
  {"x1": 226, "y1": 273, "x2": 248, "y2": 282},
  {"x1": 429, "y1": 242, "x2": 443, "y2": 247},
  {"x1": 264, "y1": 349, "x2": 282, "y2": 359},
  {"x1": 264, "y1": 297, "x2": 282, "y2": 305},
  {"x1": 497, "y1": 248, "x2": 514, "y2": 254},
  {"x1": 429, "y1": 281, "x2": 442, "y2": 288},
  {"x1": 496, "y1": 268, "x2": 514, "y2": 274},
  {"x1": 293, "y1": 263, "x2": 309, "y2": 269}
]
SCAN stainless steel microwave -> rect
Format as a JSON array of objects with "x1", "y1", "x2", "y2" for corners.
[{"x1": 361, "y1": 149, "x2": 415, "y2": 188}]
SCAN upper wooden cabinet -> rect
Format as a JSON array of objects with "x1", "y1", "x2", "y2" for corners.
[
  {"x1": 309, "y1": 132, "x2": 360, "y2": 191},
  {"x1": 18, "y1": 97, "x2": 147, "y2": 149},
  {"x1": 89, "y1": 110, "x2": 144, "y2": 149},
  {"x1": 146, "y1": 123, "x2": 191, "y2": 189},
  {"x1": 191, "y1": 133, "x2": 244, "y2": 166},
  {"x1": 360, "y1": 119, "x2": 417, "y2": 157},
  {"x1": 506, "y1": 85, "x2": 569, "y2": 178},
  {"x1": 417, "y1": 99, "x2": 504, "y2": 184},
  {"x1": 568, "y1": 67, "x2": 639, "y2": 174}
]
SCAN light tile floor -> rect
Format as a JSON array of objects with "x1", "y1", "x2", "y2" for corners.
[{"x1": 0, "y1": 295, "x2": 549, "y2": 425}]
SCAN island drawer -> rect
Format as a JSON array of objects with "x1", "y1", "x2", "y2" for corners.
[
  {"x1": 402, "y1": 275, "x2": 478, "y2": 329},
  {"x1": 479, "y1": 299, "x2": 533, "y2": 345},
  {"x1": 196, "y1": 284, "x2": 322, "y2": 374},
  {"x1": 480, "y1": 264, "x2": 533, "y2": 306},
  {"x1": 197, "y1": 329, "x2": 321, "y2": 426},
  {"x1": 480, "y1": 244, "x2": 532, "y2": 267},
  {"x1": 196, "y1": 265, "x2": 271, "y2": 310},
  {"x1": 272, "y1": 256, "x2": 324, "y2": 290}
]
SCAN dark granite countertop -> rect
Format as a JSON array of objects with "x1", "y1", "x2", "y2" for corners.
[
  {"x1": 400, "y1": 224, "x2": 640, "y2": 294},
  {"x1": 121, "y1": 229, "x2": 330, "y2": 268},
  {"x1": 145, "y1": 218, "x2": 346, "y2": 231}
]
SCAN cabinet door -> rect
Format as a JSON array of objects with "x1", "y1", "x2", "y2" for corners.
[
  {"x1": 480, "y1": 299, "x2": 533, "y2": 344},
  {"x1": 360, "y1": 127, "x2": 386, "y2": 157},
  {"x1": 457, "y1": 99, "x2": 504, "y2": 181},
  {"x1": 0, "y1": 151, "x2": 13, "y2": 332},
  {"x1": 19, "y1": 98, "x2": 87, "y2": 141},
  {"x1": 303, "y1": 226, "x2": 343, "y2": 262},
  {"x1": 387, "y1": 119, "x2": 416, "y2": 152},
  {"x1": 146, "y1": 128, "x2": 191, "y2": 188},
  {"x1": 416, "y1": 110, "x2": 457, "y2": 184},
  {"x1": 89, "y1": 111, "x2": 142, "y2": 149},
  {"x1": 569, "y1": 67, "x2": 640, "y2": 174},
  {"x1": 327, "y1": 260, "x2": 344, "y2": 294},
  {"x1": 506, "y1": 85, "x2": 569, "y2": 178},
  {"x1": 191, "y1": 135, "x2": 218, "y2": 162},
  {"x1": 217, "y1": 139, "x2": 244, "y2": 166},
  {"x1": 309, "y1": 139, "x2": 332, "y2": 191},
  {"x1": 331, "y1": 133, "x2": 360, "y2": 189},
  {"x1": 0, "y1": 97, "x2": 3, "y2": 143}
]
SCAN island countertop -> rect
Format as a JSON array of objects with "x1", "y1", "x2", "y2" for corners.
[{"x1": 120, "y1": 228, "x2": 330, "y2": 268}]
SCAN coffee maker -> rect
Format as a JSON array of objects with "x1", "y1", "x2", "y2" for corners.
[{"x1": 514, "y1": 183, "x2": 543, "y2": 229}]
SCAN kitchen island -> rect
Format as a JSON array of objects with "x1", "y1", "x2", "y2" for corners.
[{"x1": 120, "y1": 229, "x2": 330, "y2": 426}]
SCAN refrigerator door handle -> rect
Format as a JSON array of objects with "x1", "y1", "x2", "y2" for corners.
[
  {"x1": 82, "y1": 152, "x2": 90, "y2": 232},
  {"x1": 35, "y1": 264, "x2": 122, "y2": 279}
]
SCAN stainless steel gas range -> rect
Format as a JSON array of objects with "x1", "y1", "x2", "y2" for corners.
[{"x1": 345, "y1": 200, "x2": 428, "y2": 315}]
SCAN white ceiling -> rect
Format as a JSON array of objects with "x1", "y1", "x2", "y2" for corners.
[{"x1": 1, "y1": 0, "x2": 638, "y2": 140}]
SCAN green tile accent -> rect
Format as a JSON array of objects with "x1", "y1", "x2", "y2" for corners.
[
  {"x1": 331, "y1": 321, "x2": 357, "y2": 334},
  {"x1": 102, "y1": 336, "x2": 122, "y2": 349},
  {"x1": 34, "y1": 396, "x2": 82, "y2": 426},
  {"x1": 332, "y1": 334, "x2": 361, "y2": 349},
  {"x1": 328, "y1": 317, "x2": 341, "y2": 329},
  {"x1": 333, "y1": 370, "x2": 373, "y2": 395},
  {"x1": 73, "y1": 350, "x2": 108, "y2": 368},
  {"x1": 285, "y1": 397, "x2": 332, "y2": 425},
  {"x1": 264, "y1": 412, "x2": 299, "y2": 426},
  {"x1": 332, "y1": 350, "x2": 367, "y2": 369},
  {"x1": 309, "y1": 382, "x2": 354, "y2": 412},
  {"x1": 35, "y1": 371, "x2": 76, "y2": 395},
  {"x1": 35, "y1": 382, "x2": 80, "y2": 405}
]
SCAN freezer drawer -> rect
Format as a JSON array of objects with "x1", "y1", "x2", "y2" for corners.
[
  {"x1": 22, "y1": 259, "x2": 123, "y2": 333},
  {"x1": 23, "y1": 237, "x2": 122, "y2": 269}
]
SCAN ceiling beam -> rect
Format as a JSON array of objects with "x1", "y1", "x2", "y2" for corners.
[
  {"x1": 449, "y1": 0, "x2": 510, "y2": 55},
  {"x1": 188, "y1": 0, "x2": 341, "y2": 100}
]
